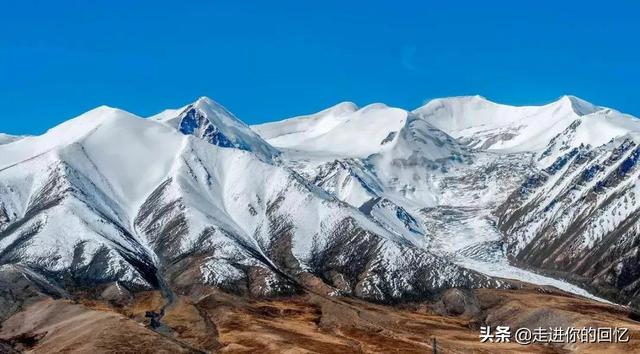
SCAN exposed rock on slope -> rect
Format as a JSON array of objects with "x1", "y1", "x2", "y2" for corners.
[
  {"x1": 0, "y1": 98, "x2": 502, "y2": 306},
  {"x1": 2, "y1": 94, "x2": 640, "y2": 311}
]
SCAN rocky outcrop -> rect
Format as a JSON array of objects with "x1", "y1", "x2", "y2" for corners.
[{"x1": 497, "y1": 139, "x2": 640, "y2": 308}]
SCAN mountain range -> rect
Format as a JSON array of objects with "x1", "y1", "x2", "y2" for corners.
[{"x1": 2, "y1": 94, "x2": 640, "y2": 313}]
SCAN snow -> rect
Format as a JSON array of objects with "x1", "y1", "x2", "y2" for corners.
[
  {"x1": 413, "y1": 95, "x2": 640, "y2": 159},
  {"x1": 2, "y1": 94, "x2": 640, "y2": 304},
  {"x1": 0, "y1": 163, "x2": 150, "y2": 286},
  {"x1": 0, "y1": 106, "x2": 192, "y2": 278},
  {"x1": 0, "y1": 133, "x2": 23, "y2": 145},
  {"x1": 148, "y1": 106, "x2": 189, "y2": 122},
  {"x1": 420, "y1": 152, "x2": 609, "y2": 302},
  {"x1": 75, "y1": 111, "x2": 185, "y2": 210},
  {"x1": 254, "y1": 102, "x2": 466, "y2": 210},
  {"x1": 0, "y1": 106, "x2": 115, "y2": 169},
  {"x1": 414, "y1": 95, "x2": 543, "y2": 132},
  {"x1": 255, "y1": 96, "x2": 620, "y2": 301},
  {"x1": 504, "y1": 135, "x2": 640, "y2": 257},
  {"x1": 0, "y1": 106, "x2": 186, "y2": 213},
  {"x1": 254, "y1": 103, "x2": 408, "y2": 158},
  {"x1": 452, "y1": 215, "x2": 609, "y2": 302},
  {"x1": 253, "y1": 101, "x2": 358, "y2": 143},
  {"x1": 152, "y1": 97, "x2": 278, "y2": 160},
  {"x1": 456, "y1": 257, "x2": 609, "y2": 302}
]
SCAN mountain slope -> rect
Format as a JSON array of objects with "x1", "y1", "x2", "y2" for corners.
[
  {"x1": 253, "y1": 102, "x2": 469, "y2": 208},
  {"x1": 0, "y1": 98, "x2": 508, "y2": 304},
  {"x1": 4, "y1": 94, "x2": 639, "y2": 309},
  {"x1": 413, "y1": 95, "x2": 640, "y2": 165},
  {"x1": 412, "y1": 95, "x2": 640, "y2": 307},
  {"x1": 253, "y1": 102, "x2": 473, "y2": 256},
  {"x1": 496, "y1": 136, "x2": 640, "y2": 307},
  {"x1": 8, "y1": 95, "x2": 640, "y2": 353},
  {"x1": 152, "y1": 97, "x2": 279, "y2": 161},
  {"x1": 253, "y1": 98, "x2": 624, "y2": 303}
]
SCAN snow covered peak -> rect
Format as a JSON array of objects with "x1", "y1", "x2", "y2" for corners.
[
  {"x1": 191, "y1": 96, "x2": 250, "y2": 128},
  {"x1": 194, "y1": 95, "x2": 216, "y2": 105},
  {"x1": 152, "y1": 97, "x2": 278, "y2": 160},
  {"x1": 252, "y1": 101, "x2": 470, "y2": 172},
  {"x1": 252, "y1": 101, "x2": 357, "y2": 142},
  {"x1": 413, "y1": 96, "x2": 526, "y2": 133},
  {"x1": 0, "y1": 106, "x2": 138, "y2": 164},
  {"x1": 413, "y1": 95, "x2": 634, "y2": 154},
  {"x1": 413, "y1": 95, "x2": 601, "y2": 132},
  {"x1": 416, "y1": 96, "x2": 537, "y2": 130},
  {"x1": 253, "y1": 102, "x2": 411, "y2": 158},
  {"x1": 0, "y1": 106, "x2": 186, "y2": 210},
  {"x1": 154, "y1": 96, "x2": 246, "y2": 129},
  {"x1": 327, "y1": 101, "x2": 359, "y2": 115},
  {"x1": 557, "y1": 95, "x2": 601, "y2": 116}
]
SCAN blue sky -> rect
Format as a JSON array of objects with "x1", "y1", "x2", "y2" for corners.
[{"x1": 1, "y1": 1, "x2": 638, "y2": 135}]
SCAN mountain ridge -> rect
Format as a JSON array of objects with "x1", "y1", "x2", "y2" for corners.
[{"x1": 2, "y1": 94, "x2": 639, "y2": 312}]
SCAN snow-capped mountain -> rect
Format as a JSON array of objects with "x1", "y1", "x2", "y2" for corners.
[
  {"x1": 496, "y1": 135, "x2": 640, "y2": 307},
  {"x1": 414, "y1": 95, "x2": 640, "y2": 165},
  {"x1": 253, "y1": 102, "x2": 470, "y2": 208},
  {"x1": 0, "y1": 98, "x2": 500, "y2": 303},
  {"x1": 151, "y1": 97, "x2": 279, "y2": 161},
  {"x1": 1, "y1": 95, "x2": 639, "y2": 309},
  {"x1": 411, "y1": 95, "x2": 640, "y2": 307},
  {"x1": 255, "y1": 95, "x2": 640, "y2": 306}
]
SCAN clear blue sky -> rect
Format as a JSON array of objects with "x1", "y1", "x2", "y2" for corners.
[{"x1": 1, "y1": 1, "x2": 638, "y2": 135}]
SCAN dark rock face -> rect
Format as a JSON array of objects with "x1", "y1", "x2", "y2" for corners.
[
  {"x1": 380, "y1": 131, "x2": 397, "y2": 145},
  {"x1": 308, "y1": 218, "x2": 384, "y2": 293},
  {"x1": 134, "y1": 178, "x2": 190, "y2": 263},
  {"x1": 179, "y1": 106, "x2": 236, "y2": 149},
  {"x1": 0, "y1": 204, "x2": 10, "y2": 229}
]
